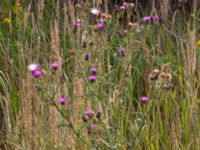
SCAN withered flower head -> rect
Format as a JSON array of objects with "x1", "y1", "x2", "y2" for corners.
[{"x1": 148, "y1": 69, "x2": 160, "y2": 80}]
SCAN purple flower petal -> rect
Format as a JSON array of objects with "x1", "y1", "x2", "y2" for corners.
[
  {"x1": 58, "y1": 97, "x2": 66, "y2": 105},
  {"x1": 153, "y1": 15, "x2": 159, "y2": 21},
  {"x1": 90, "y1": 68, "x2": 97, "y2": 75},
  {"x1": 74, "y1": 22, "x2": 81, "y2": 30},
  {"x1": 119, "y1": 47, "x2": 125, "y2": 56},
  {"x1": 32, "y1": 69, "x2": 43, "y2": 78},
  {"x1": 97, "y1": 22, "x2": 104, "y2": 30},
  {"x1": 143, "y1": 16, "x2": 151, "y2": 22},
  {"x1": 84, "y1": 108, "x2": 94, "y2": 118},
  {"x1": 141, "y1": 96, "x2": 149, "y2": 103},
  {"x1": 51, "y1": 61, "x2": 60, "y2": 70},
  {"x1": 122, "y1": 2, "x2": 129, "y2": 9},
  {"x1": 84, "y1": 53, "x2": 91, "y2": 60},
  {"x1": 91, "y1": 124, "x2": 96, "y2": 129},
  {"x1": 87, "y1": 75, "x2": 96, "y2": 82}
]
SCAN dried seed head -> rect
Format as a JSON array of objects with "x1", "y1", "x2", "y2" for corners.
[
  {"x1": 165, "y1": 83, "x2": 175, "y2": 90},
  {"x1": 148, "y1": 69, "x2": 160, "y2": 80}
]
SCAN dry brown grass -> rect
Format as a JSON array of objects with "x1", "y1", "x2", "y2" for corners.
[
  {"x1": 37, "y1": 0, "x2": 44, "y2": 20},
  {"x1": 160, "y1": 0, "x2": 169, "y2": 21},
  {"x1": 187, "y1": 27, "x2": 196, "y2": 76}
]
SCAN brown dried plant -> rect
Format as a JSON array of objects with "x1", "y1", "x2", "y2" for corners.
[{"x1": 160, "y1": 0, "x2": 169, "y2": 21}]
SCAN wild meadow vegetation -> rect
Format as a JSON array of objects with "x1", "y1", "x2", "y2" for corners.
[{"x1": 1, "y1": 0, "x2": 200, "y2": 149}]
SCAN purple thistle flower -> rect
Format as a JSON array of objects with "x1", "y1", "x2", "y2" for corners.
[
  {"x1": 91, "y1": 124, "x2": 96, "y2": 129},
  {"x1": 90, "y1": 68, "x2": 97, "y2": 75},
  {"x1": 74, "y1": 22, "x2": 81, "y2": 30},
  {"x1": 97, "y1": 22, "x2": 104, "y2": 30},
  {"x1": 114, "y1": 5, "x2": 120, "y2": 11},
  {"x1": 87, "y1": 75, "x2": 96, "y2": 82},
  {"x1": 32, "y1": 69, "x2": 43, "y2": 78},
  {"x1": 141, "y1": 96, "x2": 149, "y2": 103},
  {"x1": 143, "y1": 16, "x2": 151, "y2": 22},
  {"x1": 51, "y1": 61, "x2": 60, "y2": 70},
  {"x1": 58, "y1": 97, "x2": 66, "y2": 105},
  {"x1": 119, "y1": 47, "x2": 125, "y2": 56},
  {"x1": 79, "y1": 0, "x2": 84, "y2": 5},
  {"x1": 84, "y1": 108, "x2": 94, "y2": 118},
  {"x1": 122, "y1": 2, "x2": 129, "y2": 9},
  {"x1": 152, "y1": 15, "x2": 159, "y2": 21},
  {"x1": 84, "y1": 53, "x2": 91, "y2": 60}
]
